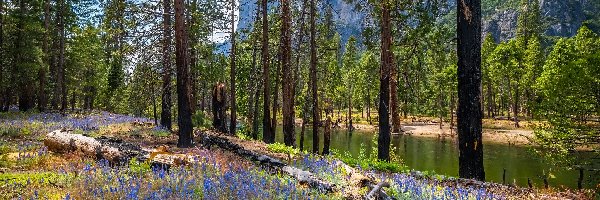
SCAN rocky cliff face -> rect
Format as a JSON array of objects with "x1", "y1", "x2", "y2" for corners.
[
  {"x1": 232, "y1": 0, "x2": 598, "y2": 49},
  {"x1": 481, "y1": 0, "x2": 597, "y2": 42}
]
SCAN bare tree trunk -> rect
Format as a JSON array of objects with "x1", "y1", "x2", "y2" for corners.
[
  {"x1": 281, "y1": 0, "x2": 295, "y2": 147},
  {"x1": 58, "y1": 0, "x2": 66, "y2": 112},
  {"x1": 174, "y1": 0, "x2": 193, "y2": 147},
  {"x1": 390, "y1": 51, "x2": 400, "y2": 133},
  {"x1": 378, "y1": 0, "x2": 392, "y2": 161},
  {"x1": 249, "y1": 2, "x2": 261, "y2": 140},
  {"x1": 272, "y1": 49, "x2": 280, "y2": 131},
  {"x1": 487, "y1": 81, "x2": 493, "y2": 118},
  {"x1": 513, "y1": 84, "x2": 519, "y2": 127},
  {"x1": 367, "y1": 88, "x2": 371, "y2": 124},
  {"x1": 212, "y1": 83, "x2": 227, "y2": 133},
  {"x1": 252, "y1": 80, "x2": 261, "y2": 139},
  {"x1": 309, "y1": 0, "x2": 319, "y2": 154},
  {"x1": 457, "y1": 0, "x2": 485, "y2": 181},
  {"x1": 229, "y1": 0, "x2": 237, "y2": 135},
  {"x1": 161, "y1": 0, "x2": 173, "y2": 130},
  {"x1": 201, "y1": 81, "x2": 206, "y2": 112},
  {"x1": 0, "y1": 0, "x2": 5, "y2": 111},
  {"x1": 38, "y1": 0, "x2": 51, "y2": 112},
  {"x1": 261, "y1": 0, "x2": 273, "y2": 144},
  {"x1": 348, "y1": 91, "x2": 353, "y2": 130},
  {"x1": 188, "y1": 0, "x2": 198, "y2": 114},
  {"x1": 322, "y1": 116, "x2": 331, "y2": 155}
]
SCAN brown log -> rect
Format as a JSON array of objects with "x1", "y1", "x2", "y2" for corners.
[
  {"x1": 44, "y1": 129, "x2": 196, "y2": 166},
  {"x1": 44, "y1": 129, "x2": 123, "y2": 162}
]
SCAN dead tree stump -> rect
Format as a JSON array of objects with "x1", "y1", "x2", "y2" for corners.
[{"x1": 212, "y1": 82, "x2": 227, "y2": 133}]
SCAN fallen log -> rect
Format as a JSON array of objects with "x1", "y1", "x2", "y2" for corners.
[
  {"x1": 200, "y1": 133, "x2": 334, "y2": 192},
  {"x1": 44, "y1": 129, "x2": 125, "y2": 163},
  {"x1": 365, "y1": 182, "x2": 391, "y2": 200},
  {"x1": 44, "y1": 129, "x2": 196, "y2": 166}
]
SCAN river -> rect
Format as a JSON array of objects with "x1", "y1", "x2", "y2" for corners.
[{"x1": 273, "y1": 126, "x2": 599, "y2": 189}]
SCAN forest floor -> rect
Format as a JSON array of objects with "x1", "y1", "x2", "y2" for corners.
[{"x1": 0, "y1": 111, "x2": 596, "y2": 199}]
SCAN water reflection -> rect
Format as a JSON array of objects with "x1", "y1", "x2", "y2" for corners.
[{"x1": 273, "y1": 126, "x2": 598, "y2": 189}]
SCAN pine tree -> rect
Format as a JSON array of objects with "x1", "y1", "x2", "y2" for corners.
[
  {"x1": 378, "y1": 0, "x2": 392, "y2": 161},
  {"x1": 309, "y1": 0, "x2": 319, "y2": 154},
  {"x1": 261, "y1": 0, "x2": 273, "y2": 144},
  {"x1": 161, "y1": 0, "x2": 173, "y2": 130},
  {"x1": 281, "y1": 0, "x2": 295, "y2": 147},
  {"x1": 174, "y1": 0, "x2": 193, "y2": 147}
]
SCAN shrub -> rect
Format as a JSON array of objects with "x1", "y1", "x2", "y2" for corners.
[
  {"x1": 266, "y1": 143, "x2": 300, "y2": 156},
  {"x1": 192, "y1": 111, "x2": 211, "y2": 128}
]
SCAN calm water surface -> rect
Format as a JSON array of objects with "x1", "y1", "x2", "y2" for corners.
[{"x1": 273, "y1": 126, "x2": 598, "y2": 189}]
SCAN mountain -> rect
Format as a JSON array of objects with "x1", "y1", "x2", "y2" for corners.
[
  {"x1": 227, "y1": 0, "x2": 599, "y2": 52},
  {"x1": 483, "y1": 0, "x2": 600, "y2": 42}
]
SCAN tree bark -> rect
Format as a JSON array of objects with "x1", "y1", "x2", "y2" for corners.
[
  {"x1": 457, "y1": 0, "x2": 485, "y2": 181},
  {"x1": 249, "y1": 2, "x2": 261, "y2": 140},
  {"x1": 348, "y1": 91, "x2": 353, "y2": 130},
  {"x1": 367, "y1": 88, "x2": 371, "y2": 124},
  {"x1": 281, "y1": 0, "x2": 295, "y2": 147},
  {"x1": 174, "y1": 0, "x2": 194, "y2": 147},
  {"x1": 252, "y1": 80, "x2": 261, "y2": 139},
  {"x1": 212, "y1": 83, "x2": 227, "y2": 133},
  {"x1": 390, "y1": 49, "x2": 400, "y2": 133},
  {"x1": 261, "y1": 0, "x2": 273, "y2": 144},
  {"x1": 309, "y1": 0, "x2": 319, "y2": 154},
  {"x1": 38, "y1": 0, "x2": 51, "y2": 112},
  {"x1": 161, "y1": 0, "x2": 173, "y2": 130},
  {"x1": 378, "y1": 0, "x2": 392, "y2": 161},
  {"x1": 513, "y1": 84, "x2": 520, "y2": 127},
  {"x1": 56, "y1": 0, "x2": 66, "y2": 112},
  {"x1": 0, "y1": 0, "x2": 4, "y2": 111},
  {"x1": 322, "y1": 116, "x2": 331, "y2": 155},
  {"x1": 272, "y1": 50, "x2": 280, "y2": 131},
  {"x1": 229, "y1": 0, "x2": 237, "y2": 135}
]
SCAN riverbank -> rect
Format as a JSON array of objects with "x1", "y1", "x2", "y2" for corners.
[{"x1": 294, "y1": 118, "x2": 534, "y2": 146}]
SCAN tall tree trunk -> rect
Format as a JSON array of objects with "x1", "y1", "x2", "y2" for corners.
[
  {"x1": 201, "y1": 81, "x2": 206, "y2": 112},
  {"x1": 161, "y1": 0, "x2": 173, "y2": 130},
  {"x1": 58, "y1": 0, "x2": 66, "y2": 112},
  {"x1": 378, "y1": 0, "x2": 392, "y2": 161},
  {"x1": 229, "y1": 0, "x2": 237, "y2": 135},
  {"x1": 248, "y1": 41, "x2": 258, "y2": 138},
  {"x1": 487, "y1": 81, "x2": 493, "y2": 117},
  {"x1": 322, "y1": 116, "x2": 331, "y2": 155},
  {"x1": 272, "y1": 50, "x2": 280, "y2": 131},
  {"x1": 38, "y1": 0, "x2": 51, "y2": 112},
  {"x1": 152, "y1": 77, "x2": 158, "y2": 125},
  {"x1": 457, "y1": 0, "x2": 485, "y2": 181},
  {"x1": 390, "y1": 51, "x2": 400, "y2": 133},
  {"x1": 261, "y1": 0, "x2": 273, "y2": 144},
  {"x1": 293, "y1": 0, "x2": 308, "y2": 101},
  {"x1": 249, "y1": 3, "x2": 261, "y2": 140},
  {"x1": 252, "y1": 79, "x2": 261, "y2": 140},
  {"x1": 514, "y1": 84, "x2": 519, "y2": 127},
  {"x1": 174, "y1": 0, "x2": 193, "y2": 147},
  {"x1": 348, "y1": 91, "x2": 353, "y2": 130},
  {"x1": 309, "y1": 0, "x2": 319, "y2": 154},
  {"x1": 188, "y1": 0, "x2": 197, "y2": 115},
  {"x1": 15, "y1": 0, "x2": 27, "y2": 111},
  {"x1": 367, "y1": 88, "x2": 371, "y2": 124},
  {"x1": 281, "y1": 0, "x2": 294, "y2": 147},
  {"x1": 0, "y1": 0, "x2": 5, "y2": 111}
]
